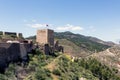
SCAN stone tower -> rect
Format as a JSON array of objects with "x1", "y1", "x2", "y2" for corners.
[{"x1": 36, "y1": 29, "x2": 54, "y2": 46}]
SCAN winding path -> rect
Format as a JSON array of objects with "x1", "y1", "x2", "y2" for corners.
[{"x1": 106, "y1": 48, "x2": 115, "y2": 56}]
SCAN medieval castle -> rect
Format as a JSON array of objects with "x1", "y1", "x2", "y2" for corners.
[
  {"x1": 36, "y1": 29, "x2": 63, "y2": 55},
  {"x1": 0, "y1": 29, "x2": 63, "y2": 73}
]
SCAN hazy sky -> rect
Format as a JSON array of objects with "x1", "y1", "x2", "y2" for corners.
[{"x1": 0, "y1": 0, "x2": 120, "y2": 43}]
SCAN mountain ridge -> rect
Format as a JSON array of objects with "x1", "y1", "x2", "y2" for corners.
[
  {"x1": 27, "y1": 31, "x2": 115, "y2": 52},
  {"x1": 26, "y1": 31, "x2": 115, "y2": 57}
]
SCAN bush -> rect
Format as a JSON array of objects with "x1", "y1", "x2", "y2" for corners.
[
  {"x1": 52, "y1": 69, "x2": 61, "y2": 76},
  {"x1": 0, "y1": 74, "x2": 7, "y2": 80},
  {"x1": 34, "y1": 68, "x2": 52, "y2": 80},
  {"x1": 5, "y1": 64, "x2": 15, "y2": 78},
  {"x1": 77, "y1": 58, "x2": 120, "y2": 80}
]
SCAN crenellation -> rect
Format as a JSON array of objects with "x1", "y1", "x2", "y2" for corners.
[{"x1": 0, "y1": 31, "x2": 23, "y2": 38}]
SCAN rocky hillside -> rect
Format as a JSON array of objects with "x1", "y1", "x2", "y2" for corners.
[
  {"x1": 1, "y1": 50, "x2": 120, "y2": 80},
  {"x1": 54, "y1": 31, "x2": 114, "y2": 52},
  {"x1": 27, "y1": 32, "x2": 114, "y2": 53},
  {"x1": 91, "y1": 45, "x2": 120, "y2": 75},
  {"x1": 87, "y1": 36, "x2": 115, "y2": 46},
  {"x1": 56, "y1": 39, "x2": 92, "y2": 57}
]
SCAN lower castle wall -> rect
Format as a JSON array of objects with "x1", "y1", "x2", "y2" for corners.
[{"x1": 0, "y1": 43, "x2": 34, "y2": 73}]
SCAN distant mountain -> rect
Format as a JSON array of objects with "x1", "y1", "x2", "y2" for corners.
[
  {"x1": 26, "y1": 36, "x2": 36, "y2": 40},
  {"x1": 87, "y1": 36, "x2": 115, "y2": 46},
  {"x1": 54, "y1": 31, "x2": 113, "y2": 52}
]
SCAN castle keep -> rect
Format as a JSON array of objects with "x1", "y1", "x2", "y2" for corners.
[
  {"x1": 36, "y1": 29, "x2": 63, "y2": 55},
  {"x1": 36, "y1": 29, "x2": 54, "y2": 46}
]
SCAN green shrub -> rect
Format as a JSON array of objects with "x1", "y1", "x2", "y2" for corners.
[
  {"x1": 0, "y1": 74, "x2": 7, "y2": 80},
  {"x1": 52, "y1": 69, "x2": 61, "y2": 76},
  {"x1": 77, "y1": 58, "x2": 120, "y2": 80},
  {"x1": 34, "y1": 68, "x2": 52, "y2": 80}
]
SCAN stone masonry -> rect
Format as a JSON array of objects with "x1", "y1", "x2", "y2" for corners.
[
  {"x1": 0, "y1": 43, "x2": 34, "y2": 73},
  {"x1": 0, "y1": 31, "x2": 23, "y2": 38},
  {"x1": 36, "y1": 29, "x2": 54, "y2": 46}
]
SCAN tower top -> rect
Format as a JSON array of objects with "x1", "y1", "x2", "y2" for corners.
[{"x1": 36, "y1": 29, "x2": 54, "y2": 46}]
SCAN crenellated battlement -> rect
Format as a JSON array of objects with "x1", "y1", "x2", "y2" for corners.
[{"x1": 0, "y1": 31, "x2": 23, "y2": 38}]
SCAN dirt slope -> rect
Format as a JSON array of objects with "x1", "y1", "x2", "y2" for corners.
[{"x1": 91, "y1": 45, "x2": 120, "y2": 75}]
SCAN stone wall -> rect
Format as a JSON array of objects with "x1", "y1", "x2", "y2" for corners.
[
  {"x1": 0, "y1": 31, "x2": 23, "y2": 38},
  {"x1": 47, "y1": 29, "x2": 54, "y2": 46},
  {"x1": 0, "y1": 43, "x2": 34, "y2": 73},
  {"x1": 36, "y1": 29, "x2": 54, "y2": 46},
  {"x1": 36, "y1": 29, "x2": 48, "y2": 45},
  {"x1": 54, "y1": 40, "x2": 64, "y2": 53},
  {"x1": 4, "y1": 32, "x2": 16, "y2": 36}
]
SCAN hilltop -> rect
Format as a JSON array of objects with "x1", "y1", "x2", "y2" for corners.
[
  {"x1": 0, "y1": 31, "x2": 120, "y2": 80},
  {"x1": 27, "y1": 31, "x2": 115, "y2": 57}
]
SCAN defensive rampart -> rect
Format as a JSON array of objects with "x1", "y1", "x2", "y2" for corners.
[{"x1": 0, "y1": 43, "x2": 35, "y2": 73}]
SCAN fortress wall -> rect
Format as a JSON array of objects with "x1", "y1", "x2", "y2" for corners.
[
  {"x1": 4, "y1": 32, "x2": 16, "y2": 36},
  {"x1": 0, "y1": 43, "x2": 21, "y2": 73},
  {"x1": 20, "y1": 43, "x2": 35, "y2": 59},
  {"x1": 0, "y1": 43, "x2": 11, "y2": 49},
  {"x1": 23, "y1": 43, "x2": 33, "y2": 53},
  {"x1": 0, "y1": 31, "x2": 23, "y2": 38},
  {"x1": 7, "y1": 43, "x2": 21, "y2": 62},
  {"x1": 17, "y1": 33, "x2": 23, "y2": 38},
  {"x1": 0, "y1": 43, "x2": 34, "y2": 73},
  {"x1": 47, "y1": 30, "x2": 54, "y2": 46},
  {"x1": 0, "y1": 43, "x2": 33, "y2": 62},
  {"x1": 0, "y1": 43, "x2": 21, "y2": 63},
  {"x1": 36, "y1": 29, "x2": 48, "y2": 45}
]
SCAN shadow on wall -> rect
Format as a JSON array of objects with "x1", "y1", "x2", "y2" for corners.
[
  {"x1": 0, "y1": 43, "x2": 20, "y2": 73},
  {"x1": 0, "y1": 43, "x2": 34, "y2": 73}
]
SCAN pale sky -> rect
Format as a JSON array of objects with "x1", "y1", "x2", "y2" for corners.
[{"x1": 0, "y1": 0, "x2": 120, "y2": 43}]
